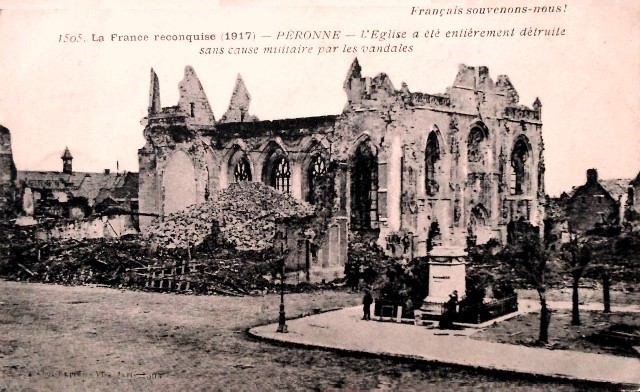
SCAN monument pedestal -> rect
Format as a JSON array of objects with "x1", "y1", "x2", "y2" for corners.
[{"x1": 424, "y1": 246, "x2": 467, "y2": 304}]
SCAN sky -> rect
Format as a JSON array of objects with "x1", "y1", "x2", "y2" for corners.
[{"x1": 0, "y1": 0, "x2": 638, "y2": 196}]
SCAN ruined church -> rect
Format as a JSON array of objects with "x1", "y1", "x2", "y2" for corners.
[{"x1": 138, "y1": 59, "x2": 545, "y2": 269}]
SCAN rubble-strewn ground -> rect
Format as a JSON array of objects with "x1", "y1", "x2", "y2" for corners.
[{"x1": 0, "y1": 281, "x2": 610, "y2": 391}]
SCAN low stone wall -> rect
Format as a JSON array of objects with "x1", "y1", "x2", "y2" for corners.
[{"x1": 38, "y1": 214, "x2": 138, "y2": 240}]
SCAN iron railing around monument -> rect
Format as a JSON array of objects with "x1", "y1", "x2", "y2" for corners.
[
  {"x1": 373, "y1": 295, "x2": 518, "y2": 324},
  {"x1": 456, "y1": 295, "x2": 518, "y2": 324},
  {"x1": 374, "y1": 300, "x2": 409, "y2": 319}
]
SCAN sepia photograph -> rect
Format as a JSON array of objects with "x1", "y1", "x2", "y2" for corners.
[{"x1": 0, "y1": 1, "x2": 639, "y2": 390}]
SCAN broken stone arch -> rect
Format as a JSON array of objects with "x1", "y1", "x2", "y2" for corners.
[
  {"x1": 255, "y1": 139, "x2": 288, "y2": 170},
  {"x1": 200, "y1": 143, "x2": 219, "y2": 201},
  {"x1": 510, "y1": 134, "x2": 533, "y2": 195},
  {"x1": 425, "y1": 126, "x2": 447, "y2": 197},
  {"x1": 468, "y1": 203, "x2": 493, "y2": 243},
  {"x1": 298, "y1": 135, "x2": 331, "y2": 154},
  {"x1": 225, "y1": 145, "x2": 254, "y2": 186},
  {"x1": 467, "y1": 121, "x2": 491, "y2": 165},
  {"x1": 299, "y1": 138, "x2": 330, "y2": 204},
  {"x1": 347, "y1": 132, "x2": 379, "y2": 157},
  {"x1": 259, "y1": 140, "x2": 291, "y2": 193},
  {"x1": 218, "y1": 140, "x2": 252, "y2": 187},
  {"x1": 306, "y1": 155, "x2": 328, "y2": 205},
  {"x1": 467, "y1": 203, "x2": 493, "y2": 244},
  {"x1": 349, "y1": 135, "x2": 379, "y2": 230},
  {"x1": 469, "y1": 203, "x2": 490, "y2": 227},
  {"x1": 429, "y1": 125, "x2": 447, "y2": 148}
]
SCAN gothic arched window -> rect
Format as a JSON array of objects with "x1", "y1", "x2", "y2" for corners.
[
  {"x1": 511, "y1": 138, "x2": 530, "y2": 195},
  {"x1": 350, "y1": 141, "x2": 378, "y2": 230},
  {"x1": 427, "y1": 221, "x2": 441, "y2": 251},
  {"x1": 234, "y1": 157, "x2": 252, "y2": 182},
  {"x1": 270, "y1": 156, "x2": 291, "y2": 193},
  {"x1": 467, "y1": 126, "x2": 487, "y2": 164},
  {"x1": 307, "y1": 155, "x2": 327, "y2": 204},
  {"x1": 425, "y1": 131, "x2": 440, "y2": 196},
  {"x1": 470, "y1": 205, "x2": 488, "y2": 228}
]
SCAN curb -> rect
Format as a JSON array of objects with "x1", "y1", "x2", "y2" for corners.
[{"x1": 247, "y1": 320, "x2": 636, "y2": 389}]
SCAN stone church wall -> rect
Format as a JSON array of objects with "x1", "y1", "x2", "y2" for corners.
[{"x1": 138, "y1": 59, "x2": 545, "y2": 264}]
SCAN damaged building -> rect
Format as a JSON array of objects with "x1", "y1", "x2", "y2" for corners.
[
  {"x1": 545, "y1": 169, "x2": 637, "y2": 245},
  {"x1": 138, "y1": 59, "x2": 546, "y2": 269},
  {"x1": 0, "y1": 125, "x2": 17, "y2": 218},
  {"x1": 14, "y1": 147, "x2": 139, "y2": 239},
  {"x1": 627, "y1": 172, "x2": 640, "y2": 230}
]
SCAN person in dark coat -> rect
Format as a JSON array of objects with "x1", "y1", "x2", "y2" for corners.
[
  {"x1": 439, "y1": 290, "x2": 459, "y2": 329},
  {"x1": 362, "y1": 290, "x2": 373, "y2": 320},
  {"x1": 449, "y1": 290, "x2": 459, "y2": 312}
]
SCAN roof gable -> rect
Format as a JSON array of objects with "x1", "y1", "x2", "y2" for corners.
[
  {"x1": 599, "y1": 178, "x2": 631, "y2": 201},
  {"x1": 569, "y1": 180, "x2": 617, "y2": 205}
]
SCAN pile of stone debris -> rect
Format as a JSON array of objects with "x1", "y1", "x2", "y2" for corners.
[
  {"x1": 0, "y1": 234, "x2": 154, "y2": 287},
  {"x1": 147, "y1": 182, "x2": 315, "y2": 250},
  {"x1": 0, "y1": 233, "x2": 283, "y2": 295},
  {"x1": 0, "y1": 183, "x2": 326, "y2": 295}
]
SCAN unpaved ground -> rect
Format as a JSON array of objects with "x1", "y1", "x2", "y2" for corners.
[
  {"x1": 517, "y1": 288, "x2": 640, "y2": 305},
  {"x1": 475, "y1": 289, "x2": 640, "y2": 356},
  {"x1": 0, "y1": 281, "x2": 618, "y2": 391},
  {"x1": 473, "y1": 310, "x2": 640, "y2": 357}
]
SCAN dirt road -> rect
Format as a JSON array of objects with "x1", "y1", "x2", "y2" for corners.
[{"x1": 0, "y1": 281, "x2": 614, "y2": 391}]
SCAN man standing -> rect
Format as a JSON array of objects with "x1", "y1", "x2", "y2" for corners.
[{"x1": 362, "y1": 289, "x2": 373, "y2": 320}]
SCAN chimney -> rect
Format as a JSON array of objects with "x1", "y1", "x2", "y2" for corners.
[{"x1": 587, "y1": 168, "x2": 598, "y2": 184}]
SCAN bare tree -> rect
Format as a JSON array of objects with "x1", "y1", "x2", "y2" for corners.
[
  {"x1": 502, "y1": 221, "x2": 552, "y2": 343},
  {"x1": 601, "y1": 265, "x2": 611, "y2": 313},
  {"x1": 559, "y1": 233, "x2": 592, "y2": 325}
]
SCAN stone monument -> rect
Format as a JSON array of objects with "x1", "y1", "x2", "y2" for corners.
[{"x1": 424, "y1": 246, "x2": 467, "y2": 304}]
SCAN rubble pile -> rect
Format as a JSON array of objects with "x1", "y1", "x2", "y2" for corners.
[
  {"x1": 0, "y1": 183, "x2": 331, "y2": 295},
  {"x1": 0, "y1": 236, "x2": 151, "y2": 287},
  {"x1": 143, "y1": 248, "x2": 281, "y2": 296},
  {"x1": 0, "y1": 182, "x2": 322, "y2": 295},
  {"x1": 0, "y1": 235, "x2": 284, "y2": 295},
  {"x1": 0, "y1": 222, "x2": 37, "y2": 260},
  {"x1": 147, "y1": 182, "x2": 315, "y2": 250}
]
